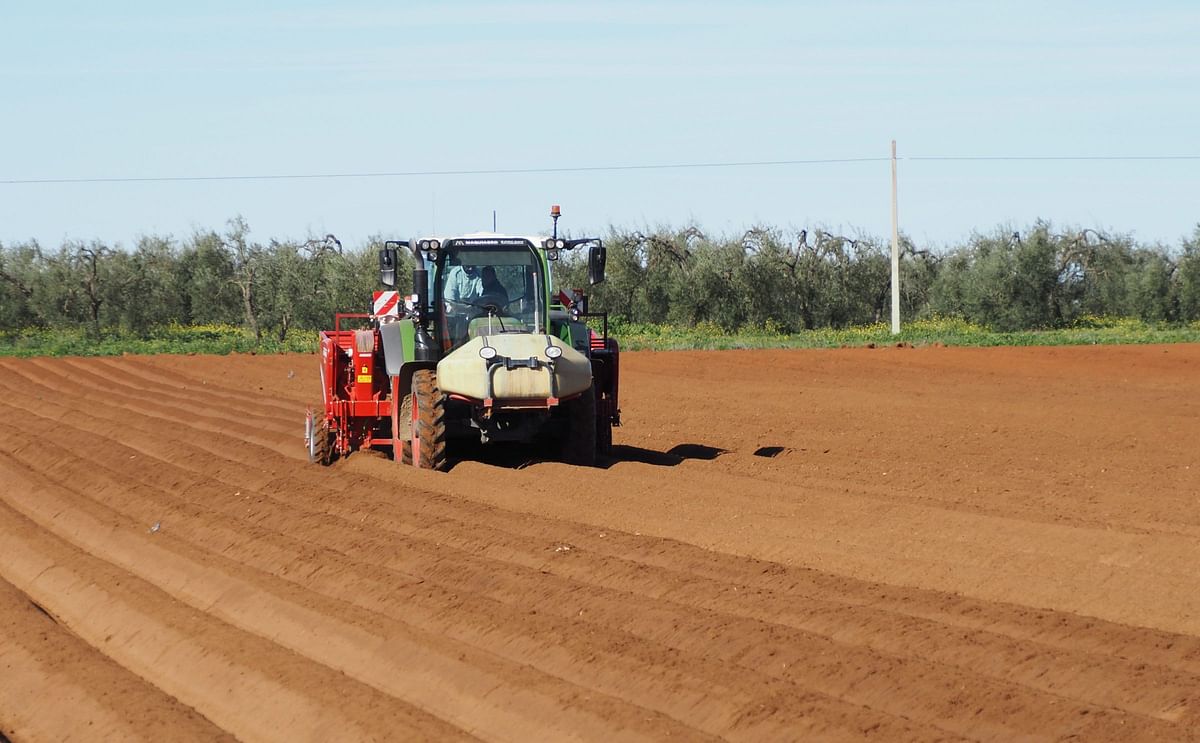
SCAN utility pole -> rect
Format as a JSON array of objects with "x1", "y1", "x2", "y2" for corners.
[{"x1": 890, "y1": 139, "x2": 900, "y2": 335}]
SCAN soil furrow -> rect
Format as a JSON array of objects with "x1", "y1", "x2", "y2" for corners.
[
  {"x1": 0, "y1": 393, "x2": 1194, "y2": 736},
  {"x1": 2, "y1": 376, "x2": 1200, "y2": 696},
  {"x1": 54, "y1": 356, "x2": 298, "y2": 431},
  {"x1": 2, "y1": 347, "x2": 1198, "y2": 741},
  {"x1": 0, "y1": 450, "x2": 730, "y2": 742},
  {"x1": 0, "y1": 492, "x2": 474, "y2": 743},
  {"x1": 0, "y1": 411, "x2": 951, "y2": 740},
  {"x1": 12, "y1": 358, "x2": 296, "y2": 452},
  {"x1": 104, "y1": 354, "x2": 305, "y2": 415},
  {"x1": 0, "y1": 574, "x2": 234, "y2": 743},
  {"x1": 5, "y1": 364, "x2": 1199, "y2": 697}
]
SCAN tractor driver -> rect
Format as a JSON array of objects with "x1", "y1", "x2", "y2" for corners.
[
  {"x1": 444, "y1": 261, "x2": 481, "y2": 306},
  {"x1": 477, "y1": 265, "x2": 510, "y2": 310}
]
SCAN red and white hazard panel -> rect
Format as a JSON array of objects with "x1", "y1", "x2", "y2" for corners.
[{"x1": 372, "y1": 291, "x2": 400, "y2": 319}]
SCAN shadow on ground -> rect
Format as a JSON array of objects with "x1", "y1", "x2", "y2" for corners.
[
  {"x1": 752, "y1": 445, "x2": 790, "y2": 458},
  {"x1": 441, "y1": 441, "x2": 728, "y2": 471},
  {"x1": 604, "y1": 443, "x2": 727, "y2": 468}
]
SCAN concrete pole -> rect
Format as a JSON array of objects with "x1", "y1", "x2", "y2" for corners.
[{"x1": 890, "y1": 140, "x2": 900, "y2": 335}]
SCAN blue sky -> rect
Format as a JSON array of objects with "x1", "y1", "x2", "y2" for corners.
[{"x1": 2, "y1": 1, "x2": 1198, "y2": 249}]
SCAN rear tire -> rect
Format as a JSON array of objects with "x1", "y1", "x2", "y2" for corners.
[
  {"x1": 411, "y1": 369, "x2": 448, "y2": 471},
  {"x1": 562, "y1": 386, "x2": 597, "y2": 466},
  {"x1": 596, "y1": 405, "x2": 613, "y2": 458}
]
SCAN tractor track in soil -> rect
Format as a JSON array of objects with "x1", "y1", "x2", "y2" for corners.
[{"x1": 1, "y1": 345, "x2": 1199, "y2": 741}]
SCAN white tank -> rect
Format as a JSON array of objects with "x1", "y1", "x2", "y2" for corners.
[{"x1": 437, "y1": 334, "x2": 592, "y2": 402}]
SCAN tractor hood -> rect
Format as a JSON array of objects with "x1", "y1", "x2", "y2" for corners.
[{"x1": 437, "y1": 334, "x2": 592, "y2": 405}]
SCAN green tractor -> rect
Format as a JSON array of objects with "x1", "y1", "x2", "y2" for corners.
[{"x1": 307, "y1": 206, "x2": 619, "y2": 471}]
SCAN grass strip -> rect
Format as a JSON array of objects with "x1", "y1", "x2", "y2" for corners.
[{"x1": 3, "y1": 317, "x2": 1199, "y2": 357}]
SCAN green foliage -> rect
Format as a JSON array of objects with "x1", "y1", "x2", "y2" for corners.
[
  {"x1": 1177, "y1": 227, "x2": 1200, "y2": 322},
  {"x1": 554, "y1": 225, "x2": 939, "y2": 334},
  {"x1": 604, "y1": 316, "x2": 1200, "y2": 351},
  {"x1": 557, "y1": 220, "x2": 1199, "y2": 336},
  {"x1": 928, "y1": 224, "x2": 1060, "y2": 330},
  {"x1": 0, "y1": 324, "x2": 316, "y2": 357},
  {"x1": 4, "y1": 217, "x2": 1200, "y2": 357},
  {"x1": 0, "y1": 218, "x2": 394, "y2": 354}
]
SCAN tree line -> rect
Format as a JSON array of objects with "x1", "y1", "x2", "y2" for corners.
[
  {"x1": 2, "y1": 217, "x2": 1199, "y2": 338},
  {"x1": 556, "y1": 221, "x2": 1200, "y2": 331},
  {"x1": 0, "y1": 218, "x2": 413, "y2": 340}
]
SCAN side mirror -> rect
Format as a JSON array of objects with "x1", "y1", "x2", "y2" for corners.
[
  {"x1": 587, "y1": 243, "x2": 606, "y2": 285},
  {"x1": 379, "y1": 247, "x2": 398, "y2": 287}
]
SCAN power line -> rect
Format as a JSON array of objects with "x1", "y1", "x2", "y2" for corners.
[
  {"x1": 0, "y1": 157, "x2": 889, "y2": 186},
  {"x1": 910, "y1": 155, "x2": 1200, "y2": 162},
  {"x1": 1, "y1": 154, "x2": 1197, "y2": 186}
]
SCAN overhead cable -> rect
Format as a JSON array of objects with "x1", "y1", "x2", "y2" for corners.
[{"x1": 2, "y1": 154, "x2": 1197, "y2": 186}]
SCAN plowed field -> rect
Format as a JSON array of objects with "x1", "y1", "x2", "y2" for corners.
[{"x1": 2, "y1": 345, "x2": 1199, "y2": 741}]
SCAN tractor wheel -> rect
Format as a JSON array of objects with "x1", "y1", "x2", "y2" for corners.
[
  {"x1": 310, "y1": 418, "x2": 334, "y2": 466},
  {"x1": 596, "y1": 402, "x2": 613, "y2": 458},
  {"x1": 411, "y1": 369, "x2": 448, "y2": 471},
  {"x1": 562, "y1": 386, "x2": 597, "y2": 466},
  {"x1": 391, "y1": 379, "x2": 413, "y2": 465},
  {"x1": 393, "y1": 416, "x2": 412, "y2": 464}
]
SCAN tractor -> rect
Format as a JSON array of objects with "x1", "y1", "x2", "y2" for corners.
[{"x1": 305, "y1": 206, "x2": 619, "y2": 471}]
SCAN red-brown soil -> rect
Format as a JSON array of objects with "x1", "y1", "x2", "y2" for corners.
[{"x1": 1, "y1": 345, "x2": 1198, "y2": 741}]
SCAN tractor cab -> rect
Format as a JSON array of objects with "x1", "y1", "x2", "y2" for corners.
[{"x1": 429, "y1": 237, "x2": 548, "y2": 352}]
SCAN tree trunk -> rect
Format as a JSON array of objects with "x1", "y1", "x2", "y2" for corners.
[
  {"x1": 240, "y1": 282, "x2": 259, "y2": 340},
  {"x1": 89, "y1": 297, "x2": 102, "y2": 338}
]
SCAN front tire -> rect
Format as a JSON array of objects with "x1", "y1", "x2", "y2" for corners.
[
  {"x1": 391, "y1": 377, "x2": 412, "y2": 464},
  {"x1": 562, "y1": 386, "x2": 597, "y2": 466},
  {"x1": 411, "y1": 369, "x2": 448, "y2": 471}
]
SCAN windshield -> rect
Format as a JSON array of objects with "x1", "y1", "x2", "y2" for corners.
[{"x1": 433, "y1": 243, "x2": 545, "y2": 351}]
